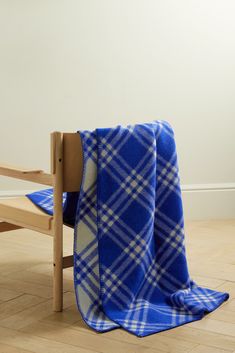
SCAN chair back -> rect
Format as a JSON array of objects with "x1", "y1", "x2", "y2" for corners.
[{"x1": 51, "y1": 132, "x2": 83, "y2": 192}]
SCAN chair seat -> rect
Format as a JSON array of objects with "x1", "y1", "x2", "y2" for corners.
[{"x1": 0, "y1": 196, "x2": 53, "y2": 231}]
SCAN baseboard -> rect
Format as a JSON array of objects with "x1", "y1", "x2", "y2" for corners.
[
  {"x1": 182, "y1": 183, "x2": 235, "y2": 192},
  {"x1": 0, "y1": 184, "x2": 235, "y2": 220},
  {"x1": 182, "y1": 185, "x2": 235, "y2": 220}
]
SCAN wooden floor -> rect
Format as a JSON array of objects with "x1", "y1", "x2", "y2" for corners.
[{"x1": 0, "y1": 220, "x2": 235, "y2": 353}]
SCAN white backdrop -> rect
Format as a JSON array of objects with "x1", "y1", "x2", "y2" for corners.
[{"x1": 0, "y1": 0, "x2": 235, "y2": 219}]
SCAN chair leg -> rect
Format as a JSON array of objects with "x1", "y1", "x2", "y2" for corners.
[
  {"x1": 52, "y1": 131, "x2": 64, "y2": 312},
  {"x1": 53, "y1": 225, "x2": 63, "y2": 312}
]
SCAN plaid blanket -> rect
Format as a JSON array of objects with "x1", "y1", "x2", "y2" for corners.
[{"x1": 27, "y1": 121, "x2": 228, "y2": 337}]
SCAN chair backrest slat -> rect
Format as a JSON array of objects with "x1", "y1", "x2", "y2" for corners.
[
  {"x1": 51, "y1": 132, "x2": 83, "y2": 193},
  {"x1": 63, "y1": 133, "x2": 83, "y2": 192}
]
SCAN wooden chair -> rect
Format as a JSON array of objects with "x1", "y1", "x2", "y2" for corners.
[{"x1": 0, "y1": 132, "x2": 83, "y2": 312}]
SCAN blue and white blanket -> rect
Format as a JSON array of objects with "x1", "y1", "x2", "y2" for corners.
[{"x1": 27, "y1": 121, "x2": 228, "y2": 337}]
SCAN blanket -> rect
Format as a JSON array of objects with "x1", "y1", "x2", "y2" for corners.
[{"x1": 27, "y1": 121, "x2": 228, "y2": 337}]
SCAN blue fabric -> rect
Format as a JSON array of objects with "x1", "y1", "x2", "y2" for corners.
[
  {"x1": 26, "y1": 189, "x2": 78, "y2": 226},
  {"x1": 26, "y1": 121, "x2": 228, "y2": 337}
]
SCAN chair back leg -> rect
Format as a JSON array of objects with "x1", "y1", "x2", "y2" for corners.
[
  {"x1": 52, "y1": 132, "x2": 64, "y2": 312},
  {"x1": 53, "y1": 223, "x2": 63, "y2": 311}
]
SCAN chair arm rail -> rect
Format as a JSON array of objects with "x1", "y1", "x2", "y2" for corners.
[{"x1": 0, "y1": 163, "x2": 53, "y2": 186}]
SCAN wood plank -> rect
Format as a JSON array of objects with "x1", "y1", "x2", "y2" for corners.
[
  {"x1": 189, "y1": 344, "x2": 231, "y2": 353},
  {"x1": 0, "y1": 164, "x2": 43, "y2": 174},
  {"x1": 7, "y1": 269, "x2": 74, "y2": 292},
  {"x1": 218, "y1": 299, "x2": 235, "y2": 312},
  {"x1": 188, "y1": 318, "x2": 235, "y2": 338},
  {"x1": 189, "y1": 261, "x2": 235, "y2": 282},
  {"x1": 216, "y1": 282, "x2": 235, "y2": 299},
  {"x1": 0, "y1": 343, "x2": 33, "y2": 353},
  {"x1": 160, "y1": 326, "x2": 235, "y2": 351},
  {"x1": 0, "y1": 294, "x2": 45, "y2": 320},
  {"x1": 0, "y1": 293, "x2": 75, "y2": 330},
  {"x1": 43, "y1": 304, "x2": 83, "y2": 327},
  {"x1": 0, "y1": 276, "x2": 53, "y2": 299},
  {"x1": 0, "y1": 250, "x2": 51, "y2": 277},
  {"x1": 191, "y1": 276, "x2": 226, "y2": 289},
  {"x1": 208, "y1": 308, "x2": 235, "y2": 324},
  {"x1": 0, "y1": 197, "x2": 53, "y2": 232},
  {"x1": 21, "y1": 321, "x2": 164, "y2": 353},
  {"x1": 70, "y1": 318, "x2": 197, "y2": 353},
  {"x1": 0, "y1": 216, "x2": 53, "y2": 236},
  {"x1": 0, "y1": 326, "x2": 96, "y2": 353},
  {"x1": 0, "y1": 164, "x2": 52, "y2": 186},
  {"x1": 0, "y1": 288, "x2": 23, "y2": 302}
]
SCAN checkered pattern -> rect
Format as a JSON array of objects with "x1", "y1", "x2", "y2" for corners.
[
  {"x1": 124, "y1": 234, "x2": 148, "y2": 264},
  {"x1": 120, "y1": 170, "x2": 149, "y2": 199},
  {"x1": 101, "y1": 268, "x2": 123, "y2": 299},
  {"x1": 26, "y1": 188, "x2": 66, "y2": 216},
  {"x1": 27, "y1": 121, "x2": 229, "y2": 337}
]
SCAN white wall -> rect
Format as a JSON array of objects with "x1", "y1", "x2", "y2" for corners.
[{"x1": 0, "y1": 0, "x2": 235, "y2": 219}]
